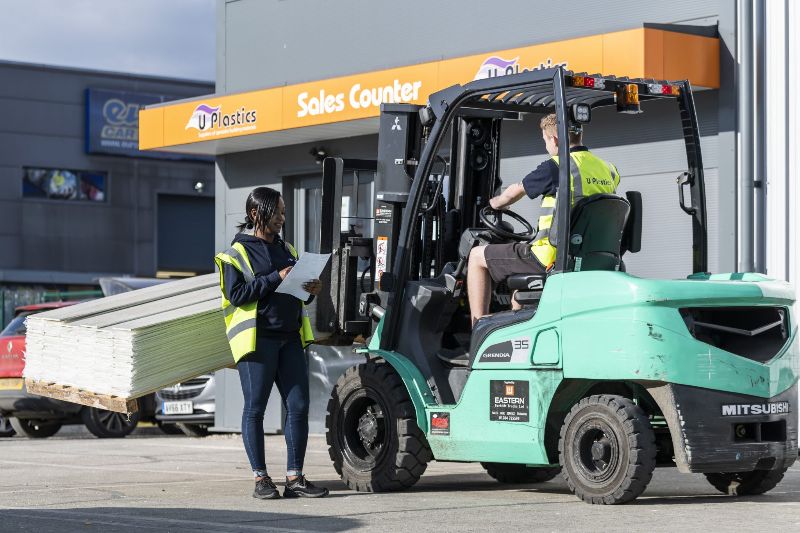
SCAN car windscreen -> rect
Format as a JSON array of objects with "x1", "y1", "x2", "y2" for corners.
[{"x1": 0, "y1": 313, "x2": 30, "y2": 337}]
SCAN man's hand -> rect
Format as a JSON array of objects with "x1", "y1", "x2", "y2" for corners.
[
  {"x1": 302, "y1": 278, "x2": 322, "y2": 295},
  {"x1": 489, "y1": 182, "x2": 526, "y2": 210},
  {"x1": 279, "y1": 266, "x2": 293, "y2": 280}
]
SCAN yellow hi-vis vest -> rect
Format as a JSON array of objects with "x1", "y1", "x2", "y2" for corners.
[
  {"x1": 531, "y1": 150, "x2": 620, "y2": 267},
  {"x1": 214, "y1": 241, "x2": 314, "y2": 363}
]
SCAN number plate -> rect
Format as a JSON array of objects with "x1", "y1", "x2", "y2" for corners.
[
  {"x1": 0, "y1": 378, "x2": 23, "y2": 390},
  {"x1": 162, "y1": 401, "x2": 193, "y2": 415}
]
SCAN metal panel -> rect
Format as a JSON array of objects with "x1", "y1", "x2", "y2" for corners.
[{"x1": 222, "y1": 0, "x2": 724, "y2": 93}]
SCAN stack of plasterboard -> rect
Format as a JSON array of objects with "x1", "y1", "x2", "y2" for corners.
[{"x1": 23, "y1": 274, "x2": 232, "y2": 411}]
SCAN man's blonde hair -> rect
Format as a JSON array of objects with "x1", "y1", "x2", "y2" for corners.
[{"x1": 539, "y1": 113, "x2": 582, "y2": 145}]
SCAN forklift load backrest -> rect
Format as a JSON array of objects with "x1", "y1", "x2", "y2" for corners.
[{"x1": 568, "y1": 194, "x2": 631, "y2": 272}]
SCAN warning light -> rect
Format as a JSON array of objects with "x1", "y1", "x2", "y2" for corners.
[
  {"x1": 571, "y1": 76, "x2": 605, "y2": 89},
  {"x1": 648, "y1": 83, "x2": 681, "y2": 96},
  {"x1": 616, "y1": 83, "x2": 642, "y2": 114}
]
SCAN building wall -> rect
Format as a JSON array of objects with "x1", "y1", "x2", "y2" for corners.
[{"x1": 0, "y1": 61, "x2": 214, "y2": 280}]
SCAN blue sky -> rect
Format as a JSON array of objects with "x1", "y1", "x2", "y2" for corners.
[{"x1": 0, "y1": 0, "x2": 215, "y2": 80}]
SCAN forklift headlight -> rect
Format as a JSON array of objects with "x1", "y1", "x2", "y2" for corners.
[{"x1": 570, "y1": 104, "x2": 591, "y2": 124}]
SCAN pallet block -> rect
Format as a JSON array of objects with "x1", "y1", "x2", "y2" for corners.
[{"x1": 25, "y1": 379, "x2": 138, "y2": 415}]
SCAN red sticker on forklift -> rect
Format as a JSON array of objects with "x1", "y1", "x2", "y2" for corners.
[
  {"x1": 490, "y1": 380, "x2": 529, "y2": 422},
  {"x1": 430, "y1": 412, "x2": 450, "y2": 435}
]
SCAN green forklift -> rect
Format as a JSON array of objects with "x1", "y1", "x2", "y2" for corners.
[{"x1": 315, "y1": 67, "x2": 798, "y2": 504}]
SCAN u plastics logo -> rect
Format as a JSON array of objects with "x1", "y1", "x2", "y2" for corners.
[
  {"x1": 185, "y1": 103, "x2": 257, "y2": 137},
  {"x1": 474, "y1": 56, "x2": 569, "y2": 80}
]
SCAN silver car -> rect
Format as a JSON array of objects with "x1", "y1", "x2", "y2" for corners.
[{"x1": 155, "y1": 374, "x2": 215, "y2": 437}]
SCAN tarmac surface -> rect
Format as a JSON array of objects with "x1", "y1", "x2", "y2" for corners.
[{"x1": 1, "y1": 425, "x2": 799, "y2": 532}]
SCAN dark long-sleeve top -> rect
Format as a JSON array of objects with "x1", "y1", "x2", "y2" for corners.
[{"x1": 221, "y1": 232, "x2": 313, "y2": 337}]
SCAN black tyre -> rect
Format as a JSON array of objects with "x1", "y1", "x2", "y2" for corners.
[
  {"x1": 81, "y1": 408, "x2": 139, "y2": 438},
  {"x1": 559, "y1": 394, "x2": 656, "y2": 505},
  {"x1": 481, "y1": 462, "x2": 561, "y2": 484},
  {"x1": 157, "y1": 421, "x2": 184, "y2": 435},
  {"x1": 704, "y1": 467, "x2": 789, "y2": 496},
  {"x1": 9, "y1": 417, "x2": 62, "y2": 438},
  {"x1": 176, "y1": 423, "x2": 210, "y2": 438},
  {"x1": 326, "y1": 361, "x2": 432, "y2": 492},
  {"x1": 0, "y1": 414, "x2": 16, "y2": 437}
]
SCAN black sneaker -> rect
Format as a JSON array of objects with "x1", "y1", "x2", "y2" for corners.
[
  {"x1": 253, "y1": 477, "x2": 280, "y2": 499},
  {"x1": 283, "y1": 475, "x2": 329, "y2": 498}
]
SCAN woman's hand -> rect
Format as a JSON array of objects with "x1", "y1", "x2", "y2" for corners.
[
  {"x1": 279, "y1": 266, "x2": 293, "y2": 280},
  {"x1": 302, "y1": 279, "x2": 322, "y2": 295}
]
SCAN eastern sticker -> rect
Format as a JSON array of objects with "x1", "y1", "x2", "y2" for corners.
[
  {"x1": 430, "y1": 412, "x2": 450, "y2": 435},
  {"x1": 375, "y1": 207, "x2": 393, "y2": 225},
  {"x1": 490, "y1": 380, "x2": 529, "y2": 422},
  {"x1": 479, "y1": 337, "x2": 531, "y2": 363}
]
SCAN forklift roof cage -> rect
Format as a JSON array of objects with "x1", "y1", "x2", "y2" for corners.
[{"x1": 382, "y1": 67, "x2": 707, "y2": 350}]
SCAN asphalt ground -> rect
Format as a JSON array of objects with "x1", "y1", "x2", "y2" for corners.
[{"x1": 1, "y1": 425, "x2": 799, "y2": 532}]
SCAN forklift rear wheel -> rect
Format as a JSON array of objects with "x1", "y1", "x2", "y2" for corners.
[
  {"x1": 559, "y1": 395, "x2": 656, "y2": 504},
  {"x1": 326, "y1": 360, "x2": 432, "y2": 492},
  {"x1": 704, "y1": 467, "x2": 789, "y2": 496},
  {"x1": 481, "y1": 463, "x2": 561, "y2": 484}
]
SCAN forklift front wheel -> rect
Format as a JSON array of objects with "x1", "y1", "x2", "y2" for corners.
[
  {"x1": 559, "y1": 394, "x2": 656, "y2": 504},
  {"x1": 326, "y1": 360, "x2": 432, "y2": 492}
]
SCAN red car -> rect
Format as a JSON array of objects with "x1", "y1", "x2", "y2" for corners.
[{"x1": 0, "y1": 302, "x2": 146, "y2": 438}]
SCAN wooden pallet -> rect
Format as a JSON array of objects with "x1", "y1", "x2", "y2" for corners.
[{"x1": 25, "y1": 379, "x2": 138, "y2": 415}]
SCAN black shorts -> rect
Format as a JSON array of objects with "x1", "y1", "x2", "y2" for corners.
[{"x1": 483, "y1": 242, "x2": 546, "y2": 284}]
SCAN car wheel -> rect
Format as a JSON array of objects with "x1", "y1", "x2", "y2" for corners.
[
  {"x1": 0, "y1": 414, "x2": 17, "y2": 437},
  {"x1": 157, "y1": 421, "x2": 184, "y2": 435},
  {"x1": 9, "y1": 417, "x2": 62, "y2": 438},
  {"x1": 481, "y1": 462, "x2": 561, "y2": 483},
  {"x1": 705, "y1": 467, "x2": 790, "y2": 496},
  {"x1": 81, "y1": 408, "x2": 139, "y2": 438},
  {"x1": 559, "y1": 394, "x2": 656, "y2": 505},
  {"x1": 176, "y1": 423, "x2": 210, "y2": 437}
]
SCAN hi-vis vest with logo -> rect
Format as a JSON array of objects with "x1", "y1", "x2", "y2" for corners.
[
  {"x1": 214, "y1": 241, "x2": 314, "y2": 363},
  {"x1": 531, "y1": 150, "x2": 620, "y2": 267}
]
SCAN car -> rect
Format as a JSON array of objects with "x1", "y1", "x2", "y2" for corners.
[
  {"x1": 0, "y1": 302, "x2": 144, "y2": 438},
  {"x1": 155, "y1": 373, "x2": 216, "y2": 437}
]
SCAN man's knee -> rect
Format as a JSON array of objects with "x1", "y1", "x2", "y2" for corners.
[{"x1": 469, "y1": 245, "x2": 487, "y2": 269}]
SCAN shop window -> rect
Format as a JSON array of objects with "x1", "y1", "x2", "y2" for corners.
[{"x1": 23, "y1": 167, "x2": 107, "y2": 202}]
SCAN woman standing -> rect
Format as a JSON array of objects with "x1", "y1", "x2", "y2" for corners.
[{"x1": 214, "y1": 186, "x2": 328, "y2": 500}]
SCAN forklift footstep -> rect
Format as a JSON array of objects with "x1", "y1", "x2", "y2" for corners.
[{"x1": 436, "y1": 348, "x2": 470, "y2": 368}]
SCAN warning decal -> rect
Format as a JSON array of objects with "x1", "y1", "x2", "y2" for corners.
[
  {"x1": 430, "y1": 412, "x2": 450, "y2": 435},
  {"x1": 490, "y1": 380, "x2": 529, "y2": 422}
]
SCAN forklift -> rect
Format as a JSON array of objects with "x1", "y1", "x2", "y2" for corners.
[{"x1": 314, "y1": 67, "x2": 798, "y2": 504}]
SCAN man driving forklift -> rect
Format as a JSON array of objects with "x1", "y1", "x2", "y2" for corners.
[{"x1": 466, "y1": 113, "x2": 621, "y2": 325}]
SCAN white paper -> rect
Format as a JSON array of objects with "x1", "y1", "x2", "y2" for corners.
[{"x1": 275, "y1": 252, "x2": 331, "y2": 300}]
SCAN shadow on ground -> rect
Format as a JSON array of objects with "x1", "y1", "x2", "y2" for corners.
[{"x1": 1, "y1": 507, "x2": 362, "y2": 532}]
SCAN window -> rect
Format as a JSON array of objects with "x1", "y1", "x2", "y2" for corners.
[{"x1": 23, "y1": 167, "x2": 107, "y2": 202}]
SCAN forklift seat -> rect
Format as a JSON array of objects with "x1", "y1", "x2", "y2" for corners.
[{"x1": 568, "y1": 193, "x2": 630, "y2": 272}]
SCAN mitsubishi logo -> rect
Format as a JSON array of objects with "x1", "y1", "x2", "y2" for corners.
[
  {"x1": 6, "y1": 341, "x2": 12, "y2": 353},
  {"x1": 391, "y1": 116, "x2": 402, "y2": 131}
]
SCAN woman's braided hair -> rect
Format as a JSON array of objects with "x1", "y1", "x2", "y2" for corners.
[{"x1": 237, "y1": 186, "x2": 282, "y2": 235}]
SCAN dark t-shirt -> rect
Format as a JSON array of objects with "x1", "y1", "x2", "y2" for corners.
[{"x1": 521, "y1": 146, "x2": 589, "y2": 199}]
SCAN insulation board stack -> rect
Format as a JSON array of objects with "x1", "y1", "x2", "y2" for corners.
[{"x1": 23, "y1": 274, "x2": 232, "y2": 409}]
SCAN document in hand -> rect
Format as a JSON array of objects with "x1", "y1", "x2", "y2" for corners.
[{"x1": 275, "y1": 252, "x2": 331, "y2": 300}]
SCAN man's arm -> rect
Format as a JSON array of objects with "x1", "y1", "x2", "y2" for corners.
[{"x1": 489, "y1": 182, "x2": 526, "y2": 210}]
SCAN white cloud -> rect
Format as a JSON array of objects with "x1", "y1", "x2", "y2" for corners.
[{"x1": 0, "y1": 0, "x2": 215, "y2": 80}]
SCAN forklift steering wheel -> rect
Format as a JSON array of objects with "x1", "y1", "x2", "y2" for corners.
[{"x1": 479, "y1": 206, "x2": 535, "y2": 241}]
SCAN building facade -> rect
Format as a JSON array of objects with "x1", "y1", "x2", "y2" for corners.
[
  {"x1": 140, "y1": 0, "x2": 798, "y2": 432},
  {"x1": 0, "y1": 61, "x2": 215, "y2": 324}
]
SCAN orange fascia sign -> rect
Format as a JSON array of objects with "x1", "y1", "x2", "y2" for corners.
[{"x1": 139, "y1": 27, "x2": 719, "y2": 151}]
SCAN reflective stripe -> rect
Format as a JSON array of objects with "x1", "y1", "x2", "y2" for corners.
[
  {"x1": 225, "y1": 247, "x2": 254, "y2": 282},
  {"x1": 222, "y1": 304, "x2": 237, "y2": 318},
  {"x1": 226, "y1": 318, "x2": 257, "y2": 341},
  {"x1": 570, "y1": 156, "x2": 583, "y2": 202}
]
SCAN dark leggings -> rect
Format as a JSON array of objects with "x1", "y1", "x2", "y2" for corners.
[{"x1": 237, "y1": 333, "x2": 309, "y2": 476}]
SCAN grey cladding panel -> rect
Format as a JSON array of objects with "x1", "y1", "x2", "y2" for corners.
[{"x1": 222, "y1": 0, "x2": 723, "y2": 92}]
